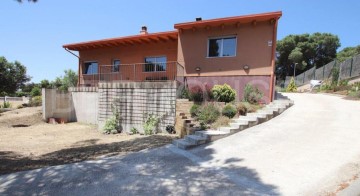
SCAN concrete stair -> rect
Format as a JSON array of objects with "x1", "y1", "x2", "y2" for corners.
[{"x1": 172, "y1": 97, "x2": 294, "y2": 150}]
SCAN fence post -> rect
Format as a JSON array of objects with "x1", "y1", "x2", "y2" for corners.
[
  {"x1": 133, "y1": 64, "x2": 136, "y2": 81},
  {"x1": 349, "y1": 58, "x2": 354, "y2": 78},
  {"x1": 313, "y1": 67, "x2": 316, "y2": 79},
  {"x1": 302, "y1": 72, "x2": 305, "y2": 84}
]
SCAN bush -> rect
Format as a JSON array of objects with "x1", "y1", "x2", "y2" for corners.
[
  {"x1": 197, "y1": 103, "x2": 220, "y2": 124},
  {"x1": 179, "y1": 86, "x2": 190, "y2": 99},
  {"x1": 130, "y1": 127, "x2": 138, "y2": 134},
  {"x1": 29, "y1": 96, "x2": 42, "y2": 106},
  {"x1": 103, "y1": 116, "x2": 119, "y2": 134},
  {"x1": 286, "y1": 77, "x2": 297, "y2": 92},
  {"x1": 143, "y1": 114, "x2": 160, "y2": 135},
  {"x1": 331, "y1": 67, "x2": 339, "y2": 86},
  {"x1": 243, "y1": 84, "x2": 263, "y2": 104},
  {"x1": 338, "y1": 79, "x2": 349, "y2": 87},
  {"x1": 190, "y1": 104, "x2": 201, "y2": 117},
  {"x1": 30, "y1": 86, "x2": 41, "y2": 97},
  {"x1": 211, "y1": 84, "x2": 236, "y2": 103},
  {"x1": 221, "y1": 104, "x2": 237, "y2": 118},
  {"x1": 237, "y1": 103, "x2": 247, "y2": 116},
  {"x1": 0, "y1": 101, "x2": 11, "y2": 109},
  {"x1": 189, "y1": 86, "x2": 204, "y2": 102},
  {"x1": 211, "y1": 116, "x2": 231, "y2": 129},
  {"x1": 15, "y1": 91, "x2": 28, "y2": 97}
]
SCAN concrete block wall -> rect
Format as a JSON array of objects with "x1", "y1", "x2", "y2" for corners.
[
  {"x1": 42, "y1": 88, "x2": 98, "y2": 124},
  {"x1": 98, "y1": 81, "x2": 177, "y2": 133}
]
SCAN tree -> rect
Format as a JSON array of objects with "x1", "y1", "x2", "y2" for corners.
[
  {"x1": 336, "y1": 45, "x2": 360, "y2": 63},
  {"x1": 276, "y1": 33, "x2": 340, "y2": 80},
  {"x1": 40, "y1": 79, "x2": 51, "y2": 89},
  {"x1": 0, "y1": 56, "x2": 31, "y2": 96},
  {"x1": 51, "y1": 69, "x2": 78, "y2": 91}
]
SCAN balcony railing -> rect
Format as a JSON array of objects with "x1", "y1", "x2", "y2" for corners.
[{"x1": 79, "y1": 61, "x2": 184, "y2": 87}]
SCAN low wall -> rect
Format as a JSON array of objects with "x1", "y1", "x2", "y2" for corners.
[
  {"x1": 98, "y1": 81, "x2": 177, "y2": 133},
  {"x1": 42, "y1": 88, "x2": 98, "y2": 124}
]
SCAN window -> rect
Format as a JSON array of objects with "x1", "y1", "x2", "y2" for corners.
[
  {"x1": 83, "y1": 62, "x2": 98, "y2": 74},
  {"x1": 144, "y1": 56, "x2": 167, "y2": 72},
  {"x1": 113, "y1": 60, "x2": 120, "y2": 72},
  {"x1": 208, "y1": 36, "x2": 236, "y2": 57}
]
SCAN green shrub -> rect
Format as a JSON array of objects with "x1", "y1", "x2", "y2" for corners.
[
  {"x1": 351, "y1": 82, "x2": 360, "y2": 92},
  {"x1": 211, "y1": 116, "x2": 231, "y2": 129},
  {"x1": 103, "y1": 116, "x2": 118, "y2": 134},
  {"x1": 179, "y1": 87, "x2": 190, "y2": 99},
  {"x1": 237, "y1": 102, "x2": 247, "y2": 116},
  {"x1": 1, "y1": 101, "x2": 11, "y2": 109},
  {"x1": 143, "y1": 114, "x2": 160, "y2": 135},
  {"x1": 243, "y1": 84, "x2": 264, "y2": 104},
  {"x1": 211, "y1": 84, "x2": 236, "y2": 103},
  {"x1": 286, "y1": 77, "x2": 297, "y2": 92},
  {"x1": 131, "y1": 127, "x2": 138, "y2": 134},
  {"x1": 29, "y1": 96, "x2": 42, "y2": 106},
  {"x1": 30, "y1": 86, "x2": 41, "y2": 97},
  {"x1": 15, "y1": 91, "x2": 28, "y2": 97},
  {"x1": 190, "y1": 104, "x2": 201, "y2": 117},
  {"x1": 348, "y1": 91, "x2": 360, "y2": 99},
  {"x1": 331, "y1": 67, "x2": 339, "y2": 86},
  {"x1": 199, "y1": 122, "x2": 208, "y2": 130},
  {"x1": 197, "y1": 103, "x2": 220, "y2": 124},
  {"x1": 221, "y1": 104, "x2": 237, "y2": 118},
  {"x1": 338, "y1": 79, "x2": 349, "y2": 87}
]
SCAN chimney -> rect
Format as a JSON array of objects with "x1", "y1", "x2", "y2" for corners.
[
  {"x1": 140, "y1": 26, "x2": 148, "y2": 35},
  {"x1": 196, "y1": 17, "x2": 202, "y2": 21}
]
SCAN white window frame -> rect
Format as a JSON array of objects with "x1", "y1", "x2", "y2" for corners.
[
  {"x1": 83, "y1": 61, "x2": 98, "y2": 75},
  {"x1": 207, "y1": 35, "x2": 237, "y2": 58}
]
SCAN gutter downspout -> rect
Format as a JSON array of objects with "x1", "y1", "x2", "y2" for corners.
[
  {"x1": 269, "y1": 18, "x2": 279, "y2": 102},
  {"x1": 64, "y1": 48, "x2": 81, "y2": 87}
]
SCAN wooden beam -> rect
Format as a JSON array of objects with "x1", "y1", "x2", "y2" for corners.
[
  {"x1": 148, "y1": 37, "x2": 159, "y2": 43},
  {"x1": 139, "y1": 38, "x2": 150, "y2": 44},
  {"x1": 158, "y1": 36, "x2": 168, "y2": 42},
  {"x1": 167, "y1": 36, "x2": 177, "y2": 41}
]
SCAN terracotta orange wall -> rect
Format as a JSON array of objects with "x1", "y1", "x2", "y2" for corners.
[
  {"x1": 177, "y1": 21, "x2": 275, "y2": 76},
  {"x1": 78, "y1": 41, "x2": 177, "y2": 82}
]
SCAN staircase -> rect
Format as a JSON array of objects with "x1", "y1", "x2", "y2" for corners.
[
  {"x1": 173, "y1": 97, "x2": 294, "y2": 150},
  {"x1": 175, "y1": 99, "x2": 198, "y2": 138}
]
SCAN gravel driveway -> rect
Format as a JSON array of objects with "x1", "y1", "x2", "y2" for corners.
[{"x1": 1, "y1": 93, "x2": 360, "y2": 195}]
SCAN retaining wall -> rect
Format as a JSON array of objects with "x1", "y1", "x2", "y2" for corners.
[{"x1": 97, "y1": 81, "x2": 177, "y2": 133}]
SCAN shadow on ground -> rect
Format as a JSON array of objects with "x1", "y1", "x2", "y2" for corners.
[
  {"x1": 0, "y1": 144, "x2": 279, "y2": 195},
  {"x1": 0, "y1": 135, "x2": 174, "y2": 175}
]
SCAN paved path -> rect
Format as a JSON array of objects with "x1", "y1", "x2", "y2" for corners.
[{"x1": 1, "y1": 93, "x2": 360, "y2": 195}]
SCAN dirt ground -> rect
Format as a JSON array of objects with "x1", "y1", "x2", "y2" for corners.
[{"x1": 0, "y1": 107, "x2": 177, "y2": 175}]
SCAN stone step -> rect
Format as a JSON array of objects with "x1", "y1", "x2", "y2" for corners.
[
  {"x1": 195, "y1": 130, "x2": 230, "y2": 141},
  {"x1": 185, "y1": 135, "x2": 207, "y2": 145},
  {"x1": 172, "y1": 139, "x2": 195, "y2": 150},
  {"x1": 232, "y1": 118, "x2": 258, "y2": 127}
]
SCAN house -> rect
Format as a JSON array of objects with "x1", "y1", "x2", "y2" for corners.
[{"x1": 63, "y1": 11, "x2": 282, "y2": 103}]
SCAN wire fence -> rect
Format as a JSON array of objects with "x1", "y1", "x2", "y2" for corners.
[{"x1": 283, "y1": 54, "x2": 360, "y2": 86}]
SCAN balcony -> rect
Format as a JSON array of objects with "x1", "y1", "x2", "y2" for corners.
[{"x1": 79, "y1": 61, "x2": 185, "y2": 87}]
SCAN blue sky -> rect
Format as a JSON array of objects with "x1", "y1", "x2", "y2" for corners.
[{"x1": 1, "y1": 0, "x2": 359, "y2": 83}]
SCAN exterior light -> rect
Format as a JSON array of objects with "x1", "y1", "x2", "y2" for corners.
[
  {"x1": 195, "y1": 67, "x2": 201, "y2": 71},
  {"x1": 243, "y1": 65, "x2": 250, "y2": 70}
]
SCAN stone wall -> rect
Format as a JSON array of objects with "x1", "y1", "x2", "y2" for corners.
[{"x1": 98, "y1": 81, "x2": 177, "y2": 133}]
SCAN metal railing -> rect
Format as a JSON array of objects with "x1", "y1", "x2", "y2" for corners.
[{"x1": 79, "y1": 61, "x2": 185, "y2": 87}]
